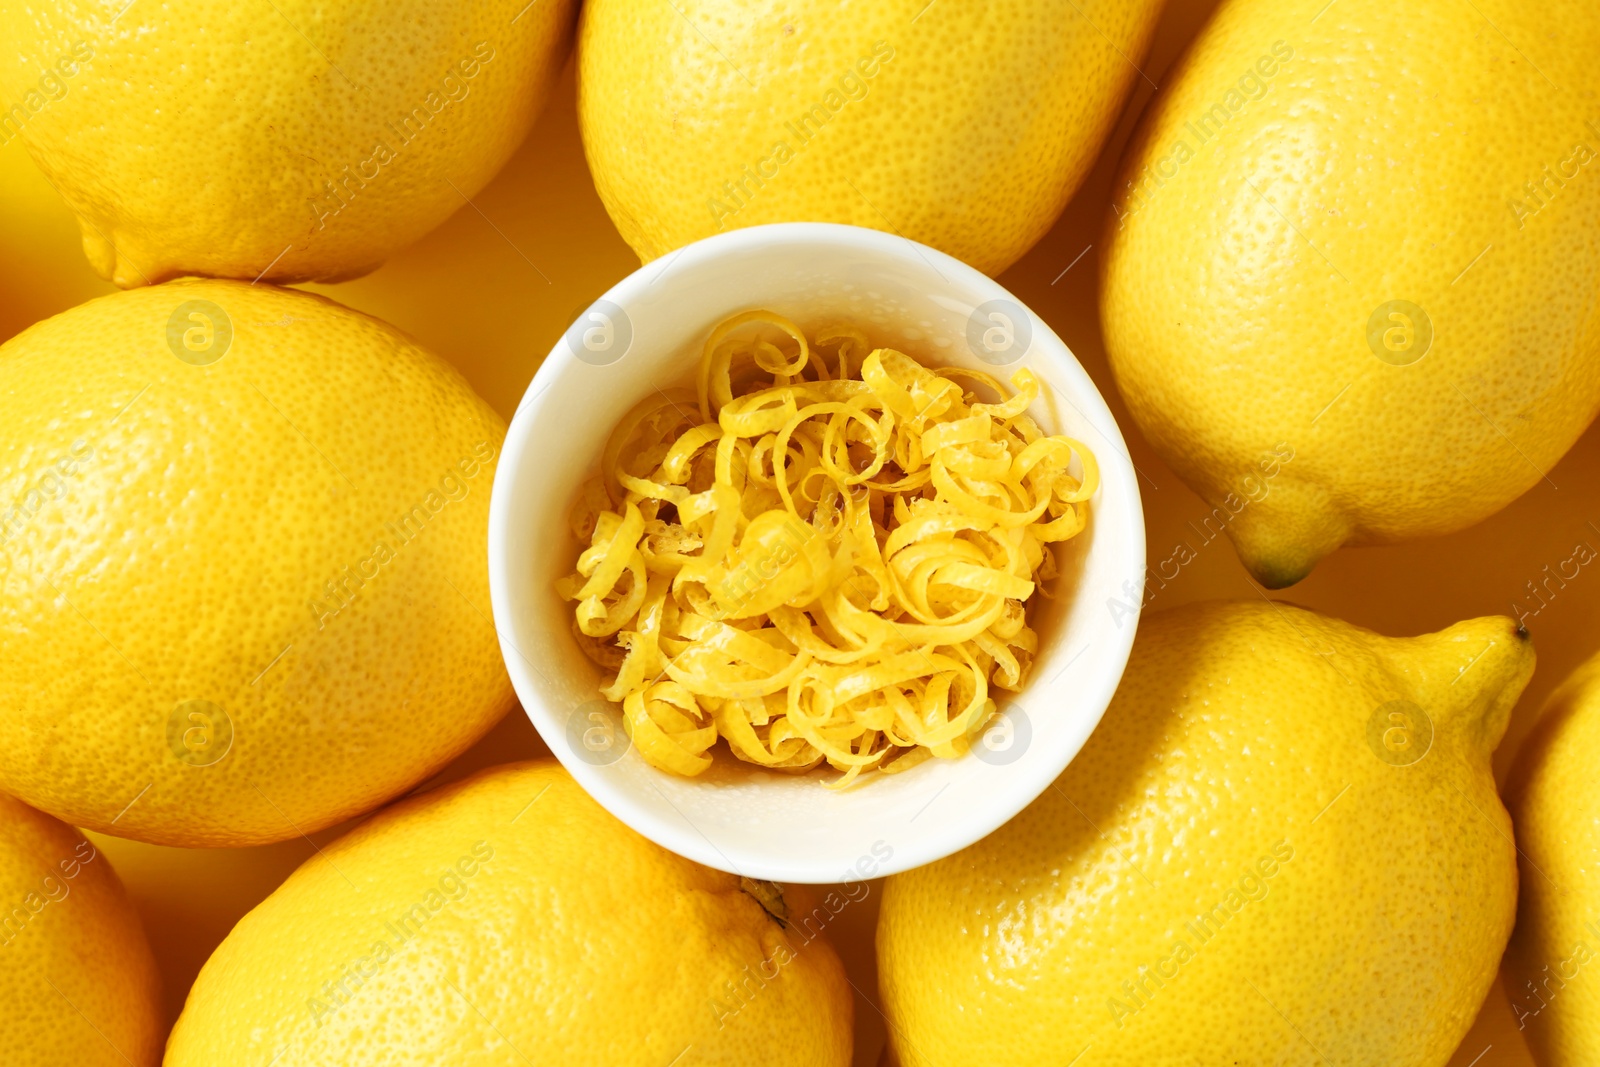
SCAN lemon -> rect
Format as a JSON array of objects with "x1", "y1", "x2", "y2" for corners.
[
  {"x1": 1, "y1": 792, "x2": 162, "y2": 1067},
  {"x1": 0, "y1": 0, "x2": 577, "y2": 287},
  {"x1": 1505, "y1": 651, "x2": 1600, "y2": 1063},
  {"x1": 0, "y1": 280, "x2": 512, "y2": 847},
  {"x1": 578, "y1": 0, "x2": 1165, "y2": 276},
  {"x1": 879, "y1": 600, "x2": 1531, "y2": 1065},
  {"x1": 164, "y1": 760, "x2": 854, "y2": 1066},
  {"x1": 1101, "y1": 0, "x2": 1600, "y2": 587}
]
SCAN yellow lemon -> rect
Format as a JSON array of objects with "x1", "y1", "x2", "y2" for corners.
[
  {"x1": 1, "y1": 792, "x2": 162, "y2": 1067},
  {"x1": 0, "y1": 280, "x2": 512, "y2": 847},
  {"x1": 578, "y1": 0, "x2": 1165, "y2": 275},
  {"x1": 1505, "y1": 650, "x2": 1600, "y2": 1063},
  {"x1": 0, "y1": 0, "x2": 577, "y2": 287},
  {"x1": 164, "y1": 760, "x2": 854, "y2": 1066},
  {"x1": 879, "y1": 600, "x2": 1531, "y2": 1065},
  {"x1": 1101, "y1": 0, "x2": 1600, "y2": 587}
]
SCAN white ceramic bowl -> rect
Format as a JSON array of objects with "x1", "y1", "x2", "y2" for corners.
[{"x1": 488, "y1": 222, "x2": 1144, "y2": 883}]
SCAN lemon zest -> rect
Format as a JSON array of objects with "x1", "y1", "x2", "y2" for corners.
[{"x1": 558, "y1": 312, "x2": 1097, "y2": 786}]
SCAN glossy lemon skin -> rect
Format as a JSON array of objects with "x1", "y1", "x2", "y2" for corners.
[
  {"x1": 0, "y1": 280, "x2": 513, "y2": 846},
  {"x1": 1506, "y1": 652, "x2": 1600, "y2": 1064},
  {"x1": 0, "y1": 0, "x2": 577, "y2": 286},
  {"x1": 0, "y1": 793, "x2": 162, "y2": 1067},
  {"x1": 578, "y1": 0, "x2": 1165, "y2": 275},
  {"x1": 880, "y1": 600, "x2": 1532, "y2": 1066},
  {"x1": 1102, "y1": 0, "x2": 1600, "y2": 587},
  {"x1": 164, "y1": 761, "x2": 854, "y2": 1066}
]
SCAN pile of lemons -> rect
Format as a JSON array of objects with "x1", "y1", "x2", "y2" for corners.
[{"x1": 1, "y1": 1, "x2": 1599, "y2": 1065}]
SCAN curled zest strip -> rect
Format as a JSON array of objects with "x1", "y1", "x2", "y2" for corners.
[{"x1": 557, "y1": 311, "x2": 1097, "y2": 786}]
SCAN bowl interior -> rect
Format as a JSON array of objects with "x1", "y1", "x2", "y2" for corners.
[{"x1": 490, "y1": 223, "x2": 1145, "y2": 882}]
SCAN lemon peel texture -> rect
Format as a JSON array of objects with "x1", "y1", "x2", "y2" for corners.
[{"x1": 557, "y1": 311, "x2": 1096, "y2": 785}]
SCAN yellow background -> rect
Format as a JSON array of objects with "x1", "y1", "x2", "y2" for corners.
[{"x1": 0, "y1": 1, "x2": 1573, "y2": 1063}]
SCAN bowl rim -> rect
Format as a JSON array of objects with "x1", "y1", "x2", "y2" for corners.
[{"x1": 487, "y1": 220, "x2": 1146, "y2": 882}]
